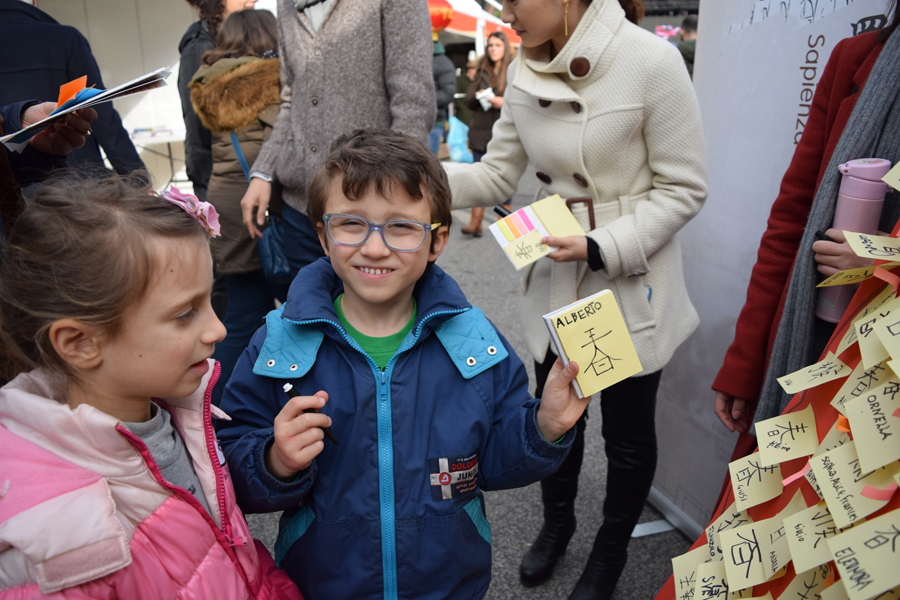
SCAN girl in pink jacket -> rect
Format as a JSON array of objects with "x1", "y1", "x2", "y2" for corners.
[{"x1": 0, "y1": 174, "x2": 302, "y2": 600}]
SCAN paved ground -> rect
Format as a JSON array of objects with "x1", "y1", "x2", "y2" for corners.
[{"x1": 244, "y1": 197, "x2": 692, "y2": 599}]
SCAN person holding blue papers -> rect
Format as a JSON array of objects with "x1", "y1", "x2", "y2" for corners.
[{"x1": 444, "y1": 0, "x2": 707, "y2": 597}]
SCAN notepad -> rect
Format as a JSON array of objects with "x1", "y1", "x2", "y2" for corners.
[
  {"x1": 489, "y1": 194, "x2": 586, "y2": 270},
  {"x1": 542, "y1": 289, "x2": 642, "y2": 398}
]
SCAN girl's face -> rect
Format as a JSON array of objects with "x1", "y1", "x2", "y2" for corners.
[
  {"x1": 97, "y1": 236, "x2": 226, "y2": 405},
  {"x1": 501, "y1": 0, "x2": 566, "y2": 49},
  {"x1": 223, "y1": 0, "x2": 257, "y2": 19},
  {"x1": 487, "y1": 36, "x2": 506, "y2": 63}
]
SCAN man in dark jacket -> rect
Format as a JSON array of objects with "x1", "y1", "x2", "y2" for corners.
[
  {"x1": 0, "y1": 0, "x2": 144, "y2": 175},
  {"x1": 178, "y1": 19, "x2": 214, "y2": 201},
  {"x1": 431, "y1": 39, "x2": 457, "y2": 154}
]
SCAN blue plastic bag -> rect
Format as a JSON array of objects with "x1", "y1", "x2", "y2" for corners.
[{"x1": 447, "y1": 116, "x2": 473, "y2": 164}]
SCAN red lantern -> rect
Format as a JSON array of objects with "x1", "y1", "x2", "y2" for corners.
[{"x1": 428, "y1": 0, "x2": 454, "y2": 39}]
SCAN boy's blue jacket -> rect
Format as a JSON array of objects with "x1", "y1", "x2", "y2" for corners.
[{"x1": 217, "y1": 258, "x2": 574, "y2": 600}]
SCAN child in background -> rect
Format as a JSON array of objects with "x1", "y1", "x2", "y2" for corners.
[
  {"x1": 217, "y1": 129, "x2": 589, "y2": 600},
  {"x1": 0, "y1": 174, "x2": 301, "y2": 600}
]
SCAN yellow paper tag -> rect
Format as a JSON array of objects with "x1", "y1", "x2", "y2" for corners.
[
  {"x1": 544, "y1": 290, "x2": 642, "y2": 398},
  {"x1": 777, "y1": 564, "x2": 834, "y2": 600},
  {"x1": 817, "y1": 264, "x2": 900, "y2": 288},
  {"x1": 784, "y1": 501, "x2": 862, "y2": 574},
  {"x1": 827, "y1": 509, "x2": 900, "y2": 600},
  {"x1": 705, "y1": 503, "x2": 754, "y2": 561},
  {"x1": 843, "y1": 378, "x2": 900, "y2": 473},
  {"x1": 846, "y1": 232, "x2": 900, "y2": 262},
  {"x1": 502, "y1": 229, "x2": 552, "y2": 270},
  {"x1": 821, "y1": 579, "x2": 851, "y2": 600},
  {"x1": 882, "y1": 161, "x2": 900, "y2": 192},
  {"x1": 530, "y1": 194, "x2": 586, "y2": 237},
  {"x1": 810, "y1": 440, "x2": 898, "y2": 529},
  {"x1": 778, "y1": 353, "x2": 851, "y2": 395},
  {"x1": 729, "y1": 454, "x2": 783, "y2": 512},
  {"x1": 672, "y1": 544, "x2": 712, "y2": 600},
  {"x1": 831, "y1": 361, "x2": 893, "y2": 417},
  {"x1": 757, "y1": 404, "x2": 819, "y2": 467}
]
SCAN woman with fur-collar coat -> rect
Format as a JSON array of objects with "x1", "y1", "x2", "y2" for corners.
[{"x1": 190, "y1": 10, "x2": 287, "y2": 406}]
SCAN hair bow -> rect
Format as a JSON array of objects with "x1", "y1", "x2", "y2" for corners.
[{"x1": 162, "y1": 187, "x2": 221, "y2": 237}]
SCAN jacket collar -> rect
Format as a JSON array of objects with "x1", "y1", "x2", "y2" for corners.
[
  {"x1": 513, "y1": 0, "x2": 624, "y2": 101},
  {"x1": 280, "y1": 257, "x2": 471, "y2": 334}
]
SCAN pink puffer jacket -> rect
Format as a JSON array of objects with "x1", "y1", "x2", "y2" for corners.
[{"x1": 0, "y1": 363, "x2": 302, "y2": 600}]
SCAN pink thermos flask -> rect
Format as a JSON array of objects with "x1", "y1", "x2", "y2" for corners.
[{"x1": 816, "y1": 158, "x2": 893, "y2": 322}]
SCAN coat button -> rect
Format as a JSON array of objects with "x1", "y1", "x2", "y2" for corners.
[
  {"x1": 290, "y1": 364, "x2": 299, "y2": 371},
  {"x1": 466, "y1": 357, "x2": 477, "y2": 367},
  {"x1": 314, "y1": 48, "x2": 322, "y2": 57},
  {"x1": 570, "y1": 57, "x2": 590, "y2": 77},
  {"x1": 311, "y1": 97, "x2": 319, "y2": 106},
  {"x1": 570, "y1": 102, "x2": 582, "y2": 114},
  {"x1": 573, "y1": 173, "x2": 588, "y2": 188},
  {"x1": 487, "y1": 346, "x2": 498, "y2": 355},
  {"x1": 310, "y1": 145, "x2": 317, "y2": 153},
  {"x1": 536, "y1": 172, "x2": 552, "y2": 184},
  {"x1": 539, "y1": 99, "x2": 552, "y2": 107},
  {"x1": 266, "y1": 359, "x2": 275, "y2": 367}
]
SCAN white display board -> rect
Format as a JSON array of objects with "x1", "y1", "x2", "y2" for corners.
[{"x1": 652, "y1": 0, "x2": 892, "y2": 535}]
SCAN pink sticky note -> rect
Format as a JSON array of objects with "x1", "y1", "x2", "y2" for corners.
[{"x1": 860, "y1": 482, "x2": 898, "y2": 501}]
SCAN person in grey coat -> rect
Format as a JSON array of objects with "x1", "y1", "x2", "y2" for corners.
[{"x1": 240, "y1": 0, "x2": 436, "y2": 275}]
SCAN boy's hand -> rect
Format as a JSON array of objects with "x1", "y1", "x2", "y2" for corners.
[
  {"x1": 265, "y1": 391, "x2": 332, "y2": 481},
  {"x1": 536, "y1": 359, "x2": 588, "y2": 442}
]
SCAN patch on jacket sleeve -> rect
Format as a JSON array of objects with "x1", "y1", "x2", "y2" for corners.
[
  {"x1": 428, "y1": 453, "x2": 479, "y2": 501},
  {"x1": 434, "y1": 308, "x2": 509, "y2": 379}
]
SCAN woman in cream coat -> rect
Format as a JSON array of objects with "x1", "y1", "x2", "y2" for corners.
[{"x1": 444, "y1": 0, "x2": 706, "y2": 598}]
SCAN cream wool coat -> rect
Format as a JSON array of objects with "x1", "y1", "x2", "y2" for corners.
[{"x1": 445, "y1": 0, "x2": 707, "y2": 374}]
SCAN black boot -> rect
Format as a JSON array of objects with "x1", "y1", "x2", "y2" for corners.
[
  {"x1": 519, "y1": 414, "x2": 586, "y2": 587},
  {"x1": 567, "y1": 370, "x2": 661, "y2": 600}
]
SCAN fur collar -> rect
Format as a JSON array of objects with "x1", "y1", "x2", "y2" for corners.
[{"x1": 190, "y1": 58, "x2": 281, "y2": 133}]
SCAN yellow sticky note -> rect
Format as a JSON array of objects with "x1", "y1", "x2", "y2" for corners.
[
  {"x1": 815, "y1": 419, "x2": 853, "y2": 456},
  {"x1": 729, "y1": 454, "x2": 783, "y2": 512},
  {"x1": 784, "y1": 501, "x2": 861, "y2": 573},
  {"x1": 757, "y1": 404, "x2": 819, "y2": 467},
  {"x1": 875, "y1": 313, "x2": 900, "y2": 362},
  {"x1": 705, "y1": 503, "x2": 754, "y2": 561},
  {"x1": 777, "y1": 564, "x2": 834, "y2": 600},
  {"x1": 835, "y1": 285, "x2": 897, "y2": 356},
  {"x1": 827, "y1": 509, "x2": 900, "y2": 600},
  {"x1": 817, "y1": 264, "x2": 900, "y2": 288},
  {"x1": 530, "y1": 194, "x2": 586, "y2": 238},
  {"x1": 755, "y1": 490, "x2": 807, "y2": 579},
  {"x1": 778, "y1": 353, "x2": 851, "y2": 395},
  {"x1": 831, "y1": 361, "x2": 893, "y2": 416},
  {"x1": 543, "y1": 289, "x2": 642, "y2": 398},
  {"x1": 745, "y1": 594, "x2": 774, "y2": 600},
  {"x1": 821, "y1": 580, "x2": 851, "y2": 600},
  {"x1": 720, "y1": 493, "x2": 802, "y2": 589},
  {"x1": 696, "y1": 560, "x2": 753, "y2": 599},
  {"x1": 672, "y1": 544, "x2": 712, "y2": 600},
  {"x1": 846, "y1": 232, "x2": 900, "y2": 262},
  {"x1": 844, "y1": 379, "x2": 900, "y2": 473},
  {"x1": 502, "y1": 229, "x2": 552, "y2": 270},
  {"x1": 854, "y1": 295, "x2": 900, "y2": 368},
  {"x1": 883, "y1": 161, "x2": 900, "y2": 192},
  {"x1": 811, "y1": 440, "x2": 898, "y2": 529},
  {"x1": 806, "y1": 466, "x2": 825, "y2": 500}
]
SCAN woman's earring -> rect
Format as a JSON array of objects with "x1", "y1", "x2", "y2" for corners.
[{"x1": 564, "y1": 1, "x2": 569, "y2": 36}]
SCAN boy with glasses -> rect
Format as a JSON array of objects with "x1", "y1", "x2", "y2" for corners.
[{"x1": 217, "y1": 128, "x2": 587, "y2": 600}]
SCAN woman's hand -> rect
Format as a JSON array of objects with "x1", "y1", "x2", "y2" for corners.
[
  {"x1": 543, "y1": 235, "x2": 588, "y2": 262},
  {"x1": 714, "y1": 391, "x2": 752, "y2": 433},
  {"x1": 489, "y1": 96, "x2": 504, "y2": 109},
  {"x1": 812, "y1": 228, "x2": 875, "y2": 276},
  {"x1": 24, "y1": 103, "x2": 98, "y2": 156},
  {"x1": 241, "y1": 177, "x2": 272, "y2": 239},
  {"x1": 536, "y1": 359, "x2": 588, "y2": 442}
]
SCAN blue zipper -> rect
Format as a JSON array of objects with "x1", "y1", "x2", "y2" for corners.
[{"x1": 287, "y1": 308, "x2": 465, "y2": 600}]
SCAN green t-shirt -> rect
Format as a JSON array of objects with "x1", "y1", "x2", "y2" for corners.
[{"x1": 333, "y1": 295, "x2": 417, "y2": 369}]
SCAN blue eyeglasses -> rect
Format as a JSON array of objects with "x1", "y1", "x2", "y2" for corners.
[{"x1": 323, "y1": 214, "x2": 442, "y2": 252}]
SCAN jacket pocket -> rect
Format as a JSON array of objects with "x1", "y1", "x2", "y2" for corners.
[
  {"x1": 615, "y1": 276, "x2": 656, "y2": 334},
  {"x1": 274, "y1": 504, "x2": 314, "y2": 566}
]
